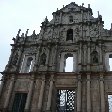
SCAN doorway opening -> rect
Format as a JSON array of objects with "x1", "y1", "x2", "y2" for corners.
[{"x1": 56, "y1": 89, "x2": 75, "y2": 112}]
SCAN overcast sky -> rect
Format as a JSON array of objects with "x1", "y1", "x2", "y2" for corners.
[{"x1": 0, "y1": 0, "x2": 112, "y2": 79}]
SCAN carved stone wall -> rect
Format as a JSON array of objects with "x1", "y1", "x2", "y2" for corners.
[{"x1": 1, "y1": 2, "x2": 112, "y2": 112}]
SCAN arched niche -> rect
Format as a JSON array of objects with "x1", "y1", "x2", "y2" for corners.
[
  {"x1": 40, "y1": 53, "x2": 46, "y2": 66},
  {"x1": 91, "y1": 51, "x2": 99, "y2": 64}
]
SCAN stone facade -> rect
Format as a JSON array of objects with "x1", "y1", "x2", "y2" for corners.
[{"x1": 0, "y1": 2, "x2": 112, "y2": 112}]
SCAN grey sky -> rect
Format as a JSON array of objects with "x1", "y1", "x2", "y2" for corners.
[{"x1": 0, "y1": 0, "x2": 112, "y2": 78}]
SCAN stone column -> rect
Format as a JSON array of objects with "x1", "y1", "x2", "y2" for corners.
[
  {"x1": 87, "y1": 73, "x2": 91, "y2": 112},
  {"x1": 99, "y1": 42, "x2": 103, "y2": 71},
  {"x1": 81, "y1": 10, "x2": 83, "y2": 22},
  {"x1": 4, "y1": 75, "x2": 15, "y2": 110},
  {"x1": 34, "y1": 46, "x2": 41, "y2": 72},
  {"x1": 20, "y1": 54, "x2": 28, "y2": 73},
  {"x1": 37, "y1": 76, "x2": 45, "y2": 111},
  {"x1": 105, "y1": 53, "x2": 110, "y2": 71},
  {"x1": 24, "y1": 75, "x2": 34, "y2": 112},
  {"x1": 83, "y1": 45, "x2": 86, "y2": 65},
  {"x1": 16, "y1": 47, "x2": 24, "y2": 72},
  {"x1": 87, "y1": 42, "x2": 90, "y2": 71},
  {"x1": 77, "y1": 74, "x2": 81, "y2": 112},
  {"x1": 83, "y1": 45, "x2": 87, "y2": 71},
  {"x1": 78, "y1": 43, "x2": 82, "y2": 71},
  {"x1": 73, "y1": 54, "x2": 76, "y2": 72},
  {"x1": 0, "y1": 76, "x2": 4, "y2": 97},
  {"x1": 60, "y1": 53, "x2": 65, "y2": 72},
  {"x1": 46, "y1": 75, "x2": 54, "y2": 111},
  {"x1": 46, "y1": 45, "x2": 50, "y2": 71},
  {"x1": 52, "y1": 45, "x2": 58, "y2": 71},
  {"x1": 100, "y1": 74, "x2": 105, "y2": 112},
  {"x1": 87, "y1": 10, "x2": 90, "y2": 21},
  {"x1": 80, "y1": 10, "x2": 83, "y2": 39},
  {"x1": 59, "y1": 12, "x2": 62, "y2": 24}
]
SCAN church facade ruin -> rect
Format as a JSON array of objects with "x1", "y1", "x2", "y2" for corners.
[{"x1": 0, "y1": 2, "x2": 112, "y2": 112}]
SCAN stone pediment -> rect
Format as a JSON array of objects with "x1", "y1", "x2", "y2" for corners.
[
  {"x1": 53, "y1": 2, "x2": 92, "y2": 14},
  {"x1": 60, "y1": 2, "x2": 80, "y2": 12}
]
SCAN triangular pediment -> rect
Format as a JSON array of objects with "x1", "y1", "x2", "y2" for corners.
[
  {"x1": 53, "y1": 2, "x2": 92, "y2": 15},
  {"x1": 61, "y1": 2, "x2": 81, "y2": 12}
]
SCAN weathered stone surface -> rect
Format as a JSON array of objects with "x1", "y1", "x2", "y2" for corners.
[{"x1": 1, "y1": 2, "x2": 112, "y2": 112}]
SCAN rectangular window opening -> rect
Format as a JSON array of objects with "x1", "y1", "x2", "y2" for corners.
[
  {"x1": 108, "y1": 95, "x2": 112, "y2": 112},
  {"x1": 12, "y1": 93, "x2": 27, "y2": 112},
  {"x1": 69, "y1": 16, "x2": 73, "y2": 23},
  {"x1": 109, "y1": 57, "x2": 112, "y2": 71},
  {"x1": 65, "y1": 57, "x2": 73, "y2": 72},
  {"x1": 56, "y1": 89, "x2": 75, "y2": 112}
]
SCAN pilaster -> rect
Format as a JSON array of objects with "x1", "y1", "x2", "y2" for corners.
[
  {"x1": 37, "y1": 75, "x2": 45, "y2": 111},
  {"x1": 4, "y1": 74, "x2": 15, "y2": 110},
  {"x1": 24, "y1": 74, "x2": 35, "y2": 112},
  {"x1": 87, "y1": 73, "x2": 91, "y2": 112},
  {"x1": 100, "y1": 73, "x2": 105, "y2": 112},
  {"x1": 77, "y1": 74, "x2": 82, "y2": 112},
  {"x1": 46, "y1": 75, "x2": 54, "y2": 111}
]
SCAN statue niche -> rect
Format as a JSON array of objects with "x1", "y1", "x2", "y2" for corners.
[
  {"x1": 91, "y1": 51, "x2": 99, "y2": 64},
  {"x1": 40, "y1": 53, "x2": 46, "y2": 66}
]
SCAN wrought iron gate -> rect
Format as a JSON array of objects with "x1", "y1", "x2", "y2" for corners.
[{"x1": 56, "y1": 89, "x2": 75, "y2": 112}]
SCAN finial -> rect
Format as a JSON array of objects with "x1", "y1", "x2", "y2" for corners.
[
  {"x1": 63, "y1": 5, "x2": 64, "y2": 8},
  {"x1": 25, "y1": 29, "x2": 29, "y2": 37},
  {"x1": 21, "y1": 33, "x2": 24, "y2": 37},
  {"x1": 12, "y1": 37, "x2": 16, "y2": 43},
  {"x1": 82, "y1": 3, "x2": 84, "y2": 7},
  {"x1": 17, "y1": 29, "x2": 21, "y2": 37},
  {"x1": 33, "y1": 30, "x2": 35, "y2": 34},
  {"x1": 98, "y1": 11, "x2": 99, "y2": 17},
  {"x1": 111, "y1": 23, "x2": 112, "y2": 30},
  {"x1": 45, "y1": 16, "x2": 48, "y2": 22},
  {"x1": 88, "y1": 4, "x2": 90, "y2": 8},
  {"x1": 45, "y1": 16, "x2": 47, "y2": 21}
]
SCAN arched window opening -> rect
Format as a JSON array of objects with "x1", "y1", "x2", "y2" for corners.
[
  {"x1": 25, "y1": 57, "x2": 33, "y2": 73},
  {"x1": 109, "y1": 54, "x2": 112, "y2": 71},
  {"x1": 66, "y1": 29, "x2": 73, "y2": 41},
  {"x1": 69, "y1": 16, "x2": 73, "y2": 23},
  {"x1": 64, "y1": 54, "x2": 73, "y2": 72},
  {"x1": 40, "y1": 53, "x2": 46, "y2": 66},
  {"x1": 91, "y1": 51, "x2": 99, "y2": 64}
]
